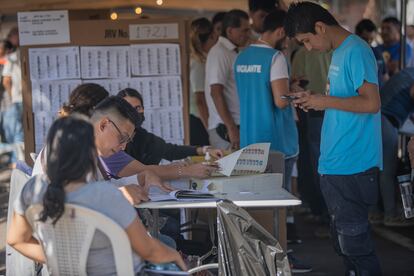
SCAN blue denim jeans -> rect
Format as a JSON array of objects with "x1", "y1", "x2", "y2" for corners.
[
  {"x1": 320, "y1": 168, "x2": 382, "y2": 276},
  {"x1": 284, "y1": 156, "x2": 298, "y2": 192},
  {"x1": 2, "y1": 103, "x2": 24, "y2": 162}
]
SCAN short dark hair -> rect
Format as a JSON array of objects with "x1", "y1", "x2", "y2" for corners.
[
  {"x1": 93, "y1": 96, "x2": 143, "y2": 128},
  {"x1": 355, "y1": 19, "x2": 377, "y2": 35},
  {"x1": 212, "y1": 12, "x2": 226, "y2": 26},
  {"x1": 263, "y1": 9, "x2": 287, "y2": 33},
  {"x1": 221, "y1": 9, "x2": 249, "y2": 37},
  {"x1": 117, "y1": 88, "x2": 144, "y2": 107},
  {"x1": 382, "y1": 17, "x2": 401, "y2": 28},
  {"x1": 248, "y1": 0, "x2": 276, "y2": 12},
  {"x1": 284, "y1": 1, "x2": 339, "y2": 38}
]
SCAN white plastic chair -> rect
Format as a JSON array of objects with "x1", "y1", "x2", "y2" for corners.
[
  {"x1": 6, "y1": 169, "x2": 35, "y2": 276},
  {"x1": 25, "y1": 204, "x2": 135, "y2": 276},
  {"x1": 187, "y1": 263, "x2": 219, "y2": 274}
]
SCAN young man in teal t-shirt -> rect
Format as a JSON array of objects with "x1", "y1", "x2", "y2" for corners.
[{"x1": 285, "y1": 2, "x2": 383, "y2": 276}]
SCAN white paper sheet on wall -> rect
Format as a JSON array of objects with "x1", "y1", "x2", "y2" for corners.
[
  {"x1": 28, "y1": 42, "x2": 185, "y2": 153},
  {"x1": 142, "y1": 108, "x2": 184, "y2": 141},
  {"x1": 216, "y1": 143, "x2": 271, "y2": 177},
  {"x1": 132, "y1": 76, "x2": 182, "y2": 109},
  {"x1": 80, "y1": 46, "x2": 130, "y2": 79},
  {"x1": 84, "y1": 78, "x2": 135, "y2": 95},
  {"x1": 18, "y1": 10, "x2": 70, "y2": 46},
  {"x1": 34, "y1": 111, "x2": 57, "y2": 153},
  {"x1": 130, "y1": 44, "x2": 181, "y2": 76},
  {"x1": 31, "y1": 79, "x2": 81, "y2": 114},
  {"x1": 29, "y1": 47, "x2": 80, "y2": 81}
]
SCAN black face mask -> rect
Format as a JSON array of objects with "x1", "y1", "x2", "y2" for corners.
[{"x1": 135, "y1": 112, "x2": 145, "y2": 128}]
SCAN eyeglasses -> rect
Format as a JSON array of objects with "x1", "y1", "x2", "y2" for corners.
[{"x1": 108, "y1": 119, "x2": 134, "y2": 144}]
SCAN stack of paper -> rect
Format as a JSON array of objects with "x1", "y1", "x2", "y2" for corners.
[{"x1": 149, "y1": 190, "x2": 215, "y2": 202}]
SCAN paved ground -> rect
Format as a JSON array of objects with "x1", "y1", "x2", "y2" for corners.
[
  {"x1": 1, "y1": 167, "x2": 414, "y2": 275},
  {"x1": 291, "y1": 214, "x2": 414, "y2": 275}
]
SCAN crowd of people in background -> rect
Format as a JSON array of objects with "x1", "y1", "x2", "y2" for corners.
[
  {"x1": 0, "y1": 27, "x2": 24, "y2": 168},
  {"x1": 4, "y1": 0, "x2": 414, "y2": 275}
]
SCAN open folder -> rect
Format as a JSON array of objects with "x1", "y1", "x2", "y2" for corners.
[
  {"x1": 149, "y1": 189, "x2": 216, "y2": 202},
  {"x1": 216, "y1": 143, "x2": 271, "y2": 177}
]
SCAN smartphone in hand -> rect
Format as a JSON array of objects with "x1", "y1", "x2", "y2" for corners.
[{"x1": 280, "y1": 95, "x2": 299, "y2": 102}]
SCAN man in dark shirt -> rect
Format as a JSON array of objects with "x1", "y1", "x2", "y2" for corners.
[{"x1": 355, "y1": 19, "x2": 388, "y2": 89}]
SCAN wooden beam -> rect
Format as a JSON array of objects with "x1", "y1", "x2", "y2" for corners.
[{"x1": 0, "y1": 0, "x2": 247, "y2": 14}]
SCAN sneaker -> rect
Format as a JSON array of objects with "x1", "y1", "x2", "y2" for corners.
[
  {"x1": 383, "y1": 215, "x2": 414, "y2": 227},
  {"x1": 368, "y1": 213, "x2": 384, "y2": 225},
  {"x1": 287, "y1": 253, "x2": 313, "y2": 273}
]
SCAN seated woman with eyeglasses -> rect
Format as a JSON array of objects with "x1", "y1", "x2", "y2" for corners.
[{"x1": 7, "y1": 115, "x2": 187, "y2": 275}]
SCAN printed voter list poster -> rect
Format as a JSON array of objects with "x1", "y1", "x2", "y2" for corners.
[
  {"x1": 18, "y1": 10, "x2": 70, "y2": 46},
  {"x1": 29, "y1": 47, "x2": 80, "y2": 81}
]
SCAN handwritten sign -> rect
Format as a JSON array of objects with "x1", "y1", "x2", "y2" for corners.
[
  {"x1": 18, "y1": 10, "x2": 70, "y2": 46},
  {"x1": 129, "y1": 23, "x2": 179, "y2": 40}
]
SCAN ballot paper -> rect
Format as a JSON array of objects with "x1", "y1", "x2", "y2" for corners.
[
  {"x1": 216, "y1": 143, "x2": 271, "y2": 177},
  {"x1": 29, "y1": 46, "x2": 80, "y2": 80}
]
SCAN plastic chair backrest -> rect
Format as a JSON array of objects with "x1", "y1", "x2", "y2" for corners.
[
  {"x1": 6, "y1": 169, "x2": 35, "y2": 276},
  {"x1": 25, "y1": 203, "x2": 135, "y2": 276}
]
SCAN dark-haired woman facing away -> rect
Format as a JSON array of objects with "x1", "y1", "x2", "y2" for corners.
[{"x1": 7, "y1": 115, "x2": 186, "y2": 275}]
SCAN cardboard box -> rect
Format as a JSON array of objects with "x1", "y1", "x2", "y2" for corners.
[{"x1": 190, "y1": 173, "x2": 283, "y2": 194}]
